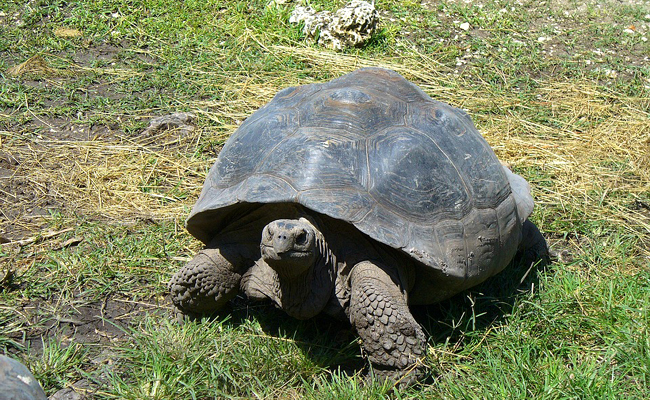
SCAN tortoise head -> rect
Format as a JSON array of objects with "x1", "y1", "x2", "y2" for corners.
[{"x1": 260, "y1": 218, "x2": 318, "y2": 278}]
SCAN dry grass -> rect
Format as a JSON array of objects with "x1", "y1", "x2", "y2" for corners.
[
  {"x1": 5, "y1": 55, "x2": 60, "y2": 78},
  {"x1": 1, "y1": 129, "x2": 204, "y2": 223},
  {"x1": 3, "y1": 48, "x2": 648, "y2": 257},
  {"x1": 53, "y1": 28, "x2": 83, "y2": 39}
]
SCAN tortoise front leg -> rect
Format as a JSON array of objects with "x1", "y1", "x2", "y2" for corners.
[
  {"x1": 349, "y1": 261, "x2": 426, "y2": 384},
  {"x1": 169, "y1": 246, "x2": 244, "y2": 316}
]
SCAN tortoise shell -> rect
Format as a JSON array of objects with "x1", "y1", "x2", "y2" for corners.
[{"x1": 187, "y1": 68, "x2": 529, "y2": 288}]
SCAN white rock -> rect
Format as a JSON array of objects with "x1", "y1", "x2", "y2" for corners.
[
  {"x1": 600, "y1": 69, "x2": 618, "y2": 79},
  {"x1": 459, "y1": 22, "x2": 470, "y2": 31},
  {"x1": 290, "y1": 1, "x2": 379, "y2": 50}
]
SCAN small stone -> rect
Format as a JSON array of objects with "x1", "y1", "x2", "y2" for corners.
[
  {"x1": 50, "y1": 388, "x2": 83, "y2": 400},
  {"x1": 142, "y1": 112, "x2": 196, "y2": 137},
  {"x1": 459, "y1": 22, "x2": 470, "y2": 31},
  {"x1": 598, "y1": 69, "x2": 618, "y2": 79}
]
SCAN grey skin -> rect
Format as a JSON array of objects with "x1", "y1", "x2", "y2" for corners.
[{"x1": 169, "y1": 67, "x2": 547, "y2": 383}]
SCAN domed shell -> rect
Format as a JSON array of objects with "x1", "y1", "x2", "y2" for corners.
[{"x1": 187, "y1": 68, "x2": 530, "y2": 287}]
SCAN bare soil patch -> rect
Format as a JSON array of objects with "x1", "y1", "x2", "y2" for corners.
[{"x1": 8, "y1": 296, "x2": 170, "y2": 353}]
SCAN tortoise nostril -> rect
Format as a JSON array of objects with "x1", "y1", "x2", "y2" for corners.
[
  {"x1": 295, "y1": 230, "x2": 308, "y2": 245},
  {"x1": 264, "y1": 228, "x2": 273, "y2": 241}
]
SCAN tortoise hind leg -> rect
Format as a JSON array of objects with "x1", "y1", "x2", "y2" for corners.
[
  {"x1": 169, "y1": 246, "x2": 244, "y2": 316},
  {"x1": 518, "y1": 219, "x2": 549, "y2": 265},
  {"x1": 349, "y1": 261, "x2": 426, "y2": 385}
]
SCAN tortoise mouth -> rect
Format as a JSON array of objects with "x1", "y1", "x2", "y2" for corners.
[
  {"x1": 261, "y1": 244, "x2": 316, "y2": 278},
  {"x1": 260, "y1": 245, "x2": 312, "y2": 260}
]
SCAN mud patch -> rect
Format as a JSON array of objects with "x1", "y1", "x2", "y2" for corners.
[
  {"x1": 6, "y1": 295, "x2": 171, "y2": 353},
  {"x1": 2, "y1": 293, "x2": 173, "y2": 399},
  {"x1": 0, "y1": 147, "x2": 62, "y2": 241}
]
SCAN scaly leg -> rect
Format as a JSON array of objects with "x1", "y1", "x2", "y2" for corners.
[
  {"x1": 169, "y1": 246, "x2": 243, "y2": 315},
  {"x1": 519, "y1": 219, "x2": 549, "y2": 265},
  {"x1": 349, "y1": 261, "x2": 426, "y2": 384}
]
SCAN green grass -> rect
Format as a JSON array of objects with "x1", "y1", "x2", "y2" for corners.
[{"x1": 1, "y1": 0, "x2": 649, "y2": 398}]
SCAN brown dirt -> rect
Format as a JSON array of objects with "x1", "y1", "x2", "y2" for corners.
[{"x1": 8, "y1": 295, "x2": 170, "y2": 353}]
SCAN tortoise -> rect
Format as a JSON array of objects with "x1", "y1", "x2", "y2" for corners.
[
  {"x1": 0, "y1": 355, "x2": 48, "y2": 400},
  {"x1": 169, "y1": 67, "x2": 545, "y2": 382}
]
